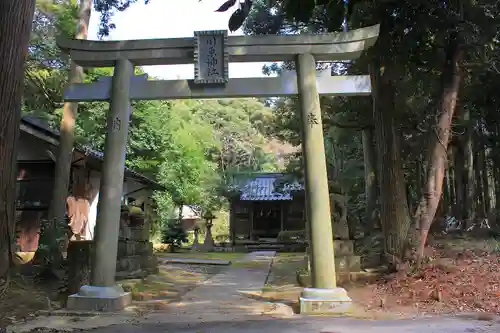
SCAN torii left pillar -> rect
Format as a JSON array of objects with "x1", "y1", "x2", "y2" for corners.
[{"x1": 67, "y1": 59, "x2": 133, "y2": 311}]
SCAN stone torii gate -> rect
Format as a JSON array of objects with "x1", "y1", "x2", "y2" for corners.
[{"x1": 58, "y1": 25, "x2": 379, "y2": 313}]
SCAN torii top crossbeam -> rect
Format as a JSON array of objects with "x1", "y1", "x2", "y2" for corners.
[
  {"x1": 57, "y1": 25, "x2": 380, "y2": 67},
  {"x1": 60, "y1": 24, "x2": 381, "y2": 311}
]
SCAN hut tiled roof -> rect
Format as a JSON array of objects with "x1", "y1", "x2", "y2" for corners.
[{"x1": 230, "y1": 172, "x2": 303, "y2": 201}]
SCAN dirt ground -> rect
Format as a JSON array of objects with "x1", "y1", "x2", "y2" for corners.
[
  {"x1": 0, "y1": 276, "x2": 54, "y2": 330},
  {"x1": 0, "y1": 262, "x2": 224, "y2": 330},
  {"x1": 2, "y1": 237, "x2": 498, "y2": 330},
  {"x1": 350, "y1": 236, "x2": 500, "y2": 316},
  {"x1": 124, "y1": 263, "x2": 224, "y2": 313},
  {"x1": 260, "y1": 236, "x2": 500, "y2": 318}
]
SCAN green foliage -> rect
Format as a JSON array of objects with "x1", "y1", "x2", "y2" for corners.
[
  {"x1": 243, "y1": 0, "x2": 500, "y2": 240},
  {"x1": 160, "y1": 219, "x2": 188, "y2": 251},
  {"x1": 25, "y1": 1, "x2": 281, "y2": 232},
  {"x1": 211, "y1": 210, "x2": 230, "y2": 239}
]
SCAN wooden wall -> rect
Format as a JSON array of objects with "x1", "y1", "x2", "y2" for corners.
[{"x1": 229, "y1": 193, "x2": 306, "y2": 242}]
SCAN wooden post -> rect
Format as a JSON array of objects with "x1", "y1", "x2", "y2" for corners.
[
  {"x1": 249, "y1": 202, "x2": 254, "y2": 240},
  {"x1": 229, "y1": 200, "x2": 236, "y2": 246},
  {"x1": 280, "y1": 203, "x2": 285, "y2": 233}
]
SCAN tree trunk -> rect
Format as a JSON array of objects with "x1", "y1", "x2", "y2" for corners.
[
  {"x1": 443, "y1": 170, "x2": 450, "y2": 214},
  {"x1": 492, "y1": 124, "x2": 500, "y2": 227},
  {"x1": 444, "y1": 158, "x2": 452, "y2": 213},
  {"x1": 453, "y1": 144, "x2": 465, "y2": 220},
  {"x1": 362, "y1": 128, "x2": 377, "y2": 230},
  {"x1": 371, "y1": 58, "x2": 412, "y2": 264},
  {"x1": 414, "y1": 33, "x2": 463, "y2": 265},
  {"x1": 478, "y1": 133, "x2": 490, "y2": 217},
  {"x1": 485, "y1": 146, "x2": 496, "y2": 223},
  {"x1": 0, "y1": 0, "x2": 36, "y2": 280},
  {"x1": 463, "y1": 108, "x2": 475, "y2": 229},
  {"x1": 474, "y1": 133, "x2": 486, "y2": 218},
  {"x1": 49, "y1": 0, "x2": 92, "y2": 226},
  {"x1": 416, "y1": 155, "x2": 423, "y2": 208},
  {"x1": 447, "y1": 147, "x2": 456, "y2": 210}
]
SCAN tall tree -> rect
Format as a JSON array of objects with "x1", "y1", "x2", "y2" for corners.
[
  {"x1": 49, "y1": 0, "x2": 92, "y2": 230},
  {"x1": 361, "y1": 127, "x2": 377, "y2": 230},
  {"x1": 0, "y1": 0, "x2": 37, "y2": 281},
  {"x1": 414, "y1": 26, "x2": 464, "y2": 264}
]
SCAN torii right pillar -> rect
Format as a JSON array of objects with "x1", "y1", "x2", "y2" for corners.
[{"x1": 296, "y1": 53, "x2": 352, "y2": 314}]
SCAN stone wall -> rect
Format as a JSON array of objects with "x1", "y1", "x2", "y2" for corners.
[
  {"x1": 116, "y1": 207, "x2": 158, "y2": 280},
  {"x1": 298, "y1": 240, "x2": 361, "y2": 286},
  {"x1": 66, "y1": 206, "x2": 158, "y2": 295}
]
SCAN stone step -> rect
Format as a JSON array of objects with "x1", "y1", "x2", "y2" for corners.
[
  {"x1": 243, "y1": 240, "x2": 354, "y2": 253},
  {"x1": 160, "y1": 258, "x2": 231, "y2": 265}
]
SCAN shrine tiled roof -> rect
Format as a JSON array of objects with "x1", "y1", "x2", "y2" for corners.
[{"x1": 230, "y1": 172, "x2": 303, "y2": 201}]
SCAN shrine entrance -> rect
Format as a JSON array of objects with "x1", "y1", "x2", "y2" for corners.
[
  {"x1": 57, "y1": 25, "x2": 379, "y2": 314},
  {"x1": 252, "y1": 201, "x2": 282, "y2": 239}
]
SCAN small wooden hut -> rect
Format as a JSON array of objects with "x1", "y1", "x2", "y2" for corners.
[{"x1": 228, "y1": 172, "x2": 305, "y2": 242}]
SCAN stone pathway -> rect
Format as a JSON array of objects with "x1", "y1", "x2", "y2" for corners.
[
  {"x1": 141, "y1": 251, "x2": 279, "y2": 323},
  {"x1": 9, "y1": 251, "x2": 500, "y2": 333},
  {"x1": 74, "y1": 316, "x2": 500, "y2": 333},
  {"x1": 8, "y1": 251, "x2": 279, "y2": 332}
]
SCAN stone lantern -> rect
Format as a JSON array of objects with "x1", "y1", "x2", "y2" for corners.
[
  {"x1": 191, "y1": 224, "x2": 201, "y2": 251},
  {"x1": 201, "y1": 211, "x2": 216, "y2": 252}
]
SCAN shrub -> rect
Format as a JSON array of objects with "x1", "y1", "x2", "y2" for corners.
[{"x1": 160, "y1": 218, "x2": 188, "y2": 252}]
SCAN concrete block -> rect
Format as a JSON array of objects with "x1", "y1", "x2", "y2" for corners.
[
  {"x1": 299, "y1": 287, "x2": 352, "y2": 315},
  {"x1": 66, "y1": 285, "x2": 132, "y2": 312}
]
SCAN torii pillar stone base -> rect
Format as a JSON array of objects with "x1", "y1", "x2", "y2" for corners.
[
  {"x1": 67, "y1": 59, "x2": 133, "y2": 311},
  {"x1": 295, "y1": 53, "x2": 352, "y2": 315},
  {"x1": 66, "y1": 285, "x2": 132, "y2": 312}
]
